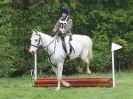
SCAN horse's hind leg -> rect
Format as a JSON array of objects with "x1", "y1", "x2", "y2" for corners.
[
  {"x1": 76, "y1": 58, "x2": 83, "y2": 73},
  {"x1": 81, "y1": 51, "x2": 91, "y2": 74},
  {"x1": 86, "y1": 60, "x2": 91, "y2": 74},
  {"x1": 84, "y1": 58, "x2": 91, "y2": 74}
]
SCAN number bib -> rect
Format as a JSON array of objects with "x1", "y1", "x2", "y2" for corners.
[{"x1": 59, "y1": 16, "x2": 69, "y2": 33}]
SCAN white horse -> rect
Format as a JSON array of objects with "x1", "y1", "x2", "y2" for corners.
[{"x1": 29, "y1": 30, "x2": 93, "y2": 91}]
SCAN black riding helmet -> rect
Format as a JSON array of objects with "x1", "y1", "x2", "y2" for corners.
[{"x1": 60, "y1": 6, "x2": 70, "y2": 14}]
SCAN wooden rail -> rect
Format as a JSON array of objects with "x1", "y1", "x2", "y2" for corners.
[{"x1": 34, "y1": 78, "x2": 112, "y2": 87}]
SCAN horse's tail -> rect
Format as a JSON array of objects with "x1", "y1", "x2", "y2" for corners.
[{"x1": 87, "y1": 37, "x2": 93, "y2": 60}]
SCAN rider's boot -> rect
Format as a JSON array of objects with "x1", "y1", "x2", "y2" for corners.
[{"x1": 66, "y1": 53, "x2": 70, "y2": 59}]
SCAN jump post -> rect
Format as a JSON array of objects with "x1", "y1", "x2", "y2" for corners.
[{"x1": 33, "y1": 43, "x2": 122, "y2": 87}]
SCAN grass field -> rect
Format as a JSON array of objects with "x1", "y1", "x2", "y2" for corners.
[{"x1": 0, "y1": 72, "x2": 133, "y2": 99}]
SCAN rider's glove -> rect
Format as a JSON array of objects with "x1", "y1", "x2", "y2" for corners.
[
  {"x1": 51, "y1": 31, "x2": 56, "y2": 36},
  {"x1": 57, "y1": 31, "x2": 63, "y2": 37}
]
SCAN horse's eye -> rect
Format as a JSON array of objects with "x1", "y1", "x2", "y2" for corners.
[{"x1": 35, "y1": 39, "x2": 38, "y2": 41}]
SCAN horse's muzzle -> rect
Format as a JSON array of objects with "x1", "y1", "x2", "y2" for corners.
[{"x1": 28, "y1": 48, "x2": 35, "y2": 55}]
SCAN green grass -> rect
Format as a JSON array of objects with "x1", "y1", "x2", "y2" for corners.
[{"x1": 0, "y1": 72, "x2": 133, "y2": 99}]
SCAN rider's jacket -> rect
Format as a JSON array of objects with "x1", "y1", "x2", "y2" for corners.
[{"x1": 53, "y1": 15, "x2": 73, "y2": 37}]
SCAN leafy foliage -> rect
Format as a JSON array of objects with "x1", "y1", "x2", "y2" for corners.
[{"x1": 0, "y1": 0, "x2": 133, "y2": 76}]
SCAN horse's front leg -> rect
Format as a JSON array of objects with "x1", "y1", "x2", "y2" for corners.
[
  {"x1": 55, "y1": 63, "x2": 63, "y2": 91},
  {"x1": 52, "y1": 66, "x2": 70, "y2": 88}
]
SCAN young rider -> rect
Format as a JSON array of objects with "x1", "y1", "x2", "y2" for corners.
[{"x1": 53, "y1": 6, "x2": 73, "y2": 59}]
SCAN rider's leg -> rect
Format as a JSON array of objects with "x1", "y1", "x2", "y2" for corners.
[{"x1": 61, "y1": 37, "x2": 70, "y2": 59}]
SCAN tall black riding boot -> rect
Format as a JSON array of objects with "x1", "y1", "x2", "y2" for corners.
[{"x1": 61, "y1": 37, "x2": 70, "y2": 59}]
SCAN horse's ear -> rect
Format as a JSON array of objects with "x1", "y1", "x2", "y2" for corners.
[
  {"x1": 32, "y1": 30, "x2": 36, "y2": 35},
  {"x1": 32, "y1": 29, "x2": 38, "y2": 35}
]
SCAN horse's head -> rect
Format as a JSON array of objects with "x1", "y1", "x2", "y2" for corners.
[{"x1": 29, "y1": 30, "x2": 42, "y2": 54}]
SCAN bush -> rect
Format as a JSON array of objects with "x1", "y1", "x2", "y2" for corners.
[{"x1": 0, "y1": 0, "x2": 133, "y2": 77}]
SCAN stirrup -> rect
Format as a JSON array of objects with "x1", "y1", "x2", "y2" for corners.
[{"x1": 66, "y1": 53, "x2": 70, "y2": 59}]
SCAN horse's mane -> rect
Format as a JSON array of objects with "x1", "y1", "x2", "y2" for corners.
[{"x1": 39, "y1": 32, "x2": 53, "y2": 39}]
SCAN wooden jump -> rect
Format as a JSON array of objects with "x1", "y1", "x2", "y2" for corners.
[{"x1": 34, "y1": 78, "x2": 112, "y2": 87}]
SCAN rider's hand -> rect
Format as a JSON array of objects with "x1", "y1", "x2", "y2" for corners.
[
  {"x1": 51, "y1": 31, "x2": 56, "y2": 36},
  {"x1": 70, "y1": 36, "x2": 72, "y2": 41},
  {"x1": 57, "y1": 31, "x2": 63, "y2": 37}
]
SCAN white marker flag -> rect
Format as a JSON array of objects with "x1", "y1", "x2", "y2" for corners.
[{"x1": 111, "y1": 43, "x2": 122, "y2": 51}]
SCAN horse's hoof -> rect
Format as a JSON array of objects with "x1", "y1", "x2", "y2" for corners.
[
  {"x1": 64, "y1": 83, "x2": 71, "y2": 87},
  {"x1": 55, "y1": 87, "x2": 60, "y2": 91},
  {"x1": 86, "y1": 70, "x2": 91, "y2": 74},
  {"x1": 62, "y1": 80, "x2": 71, "y2": 87}
]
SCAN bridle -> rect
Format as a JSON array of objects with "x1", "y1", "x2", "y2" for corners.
[
  {"x1": 31, "y1": 33, "x2": 57, "y2": 50},
  {"x1": 30, "y1": 32, "x2": 57, "y2": 66},
  {"x1": 31, "y1": 34, "x2": 42, "y2": 49}
]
